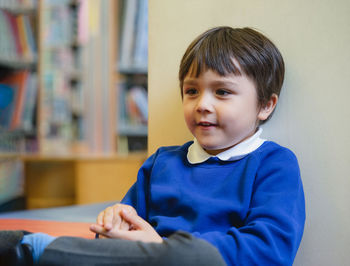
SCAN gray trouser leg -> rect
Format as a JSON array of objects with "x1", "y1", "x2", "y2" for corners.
[{"x1": 38, "y1": 231, "x2": 226, "y2": 266}]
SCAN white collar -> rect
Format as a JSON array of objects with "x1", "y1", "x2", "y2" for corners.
[{"x1": 187, "y1": 128, "x2": 265, "y2": 164}]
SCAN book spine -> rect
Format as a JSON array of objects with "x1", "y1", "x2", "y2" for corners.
[
  {"x1": 16, "y1": 16, "x2": 29, "y2": 59},
  {"x1": 10, "y1": 71, "x2": 29, "y2": 130},
  {"x1": 133, "y1": 0, "x2": 148, "y2": 68},
  {"x1": 0, "y1": 10, "x2": 16, "y2": 61},
  {"x1": 0, "y1": 84, "x2": 16, "y2": 129},
  {"x1": 21, "y1": 73, "x2": 37, "y2": 131},
  {"x1": 118, "y1": 83, "x2": 148, "y2": 127},
  {"x1": 129, "y1": 86, "x2": 148, "y2": 122},
  {"x1": 23, "y1": 15, "x2": 36, "y2": 58},
  {"x1": 4, "y1": 11, "x2": 22, "y2": 60},
  {"x1": 119, "y1": 0, "x2": 138, "y2": 69}
]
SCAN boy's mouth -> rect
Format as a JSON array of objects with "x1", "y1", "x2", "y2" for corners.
[{"x1": 197, "y1": 121, "x2": 218, "y2": 127}]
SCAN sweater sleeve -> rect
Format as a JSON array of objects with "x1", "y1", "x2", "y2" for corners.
[
  {"x1": 121, "y1": 150, "x2": 159, "y2": 220},
  {"x1": 193, "y1": 148, "x2": 305, "y2": 266}
]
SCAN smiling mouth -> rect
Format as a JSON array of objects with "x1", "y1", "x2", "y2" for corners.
[{"x1": 197, "y1": 122, "x2": 218, "y2": 127}]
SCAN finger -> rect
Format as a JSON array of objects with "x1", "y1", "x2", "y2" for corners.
[
  {"x1": 108, "y1": 229, "x2": 136, "y2": 241},
  {"x1": 120, "y1": 219, "x2": 131, "y2": 231},
  {"x1": 91, "y1": 223, "x2": 131, "y2": 239},
  {"x1": 124, "y1": 205, "x2": 137, "y2": 215},
  {"x1": 90, "y1": 224, "x2": 119, "y2": 239},
  {"x1": 109, "y1": 228, "x2": 162, "y2": 243},
  {"x1": 97, "y1": 211, "x2": 105, "y2": 226},
  {"x1": 112, "y1": 206, "x2": 122, "y2": 230},
  {"x1": 118, "y1": 220, "x2": 131, "y2": 231},
  {"x1": 103, "y1": 207, "x2": 115, "y2": 230},
  {"x1": 119, "y1": 205, "x2": 136, "y2": 230},
  {"x1": 90, "y1": 224, "x2": 106, "y2": 234},
  {"x1": 120, "y1": 209, "x2": 147, "y2": 230}
]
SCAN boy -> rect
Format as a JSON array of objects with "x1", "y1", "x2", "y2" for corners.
[{"x1": 0, "y1": 26, "x2": 305, "y2": 266}]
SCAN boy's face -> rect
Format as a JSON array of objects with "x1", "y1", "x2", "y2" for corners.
[{"x1": 182, "y1": 69, "x2": 272, "y2": 155}]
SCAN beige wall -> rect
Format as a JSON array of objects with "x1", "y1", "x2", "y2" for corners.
[{"x1": 149, "y1": 0, "x2": 350, "y2": 265}]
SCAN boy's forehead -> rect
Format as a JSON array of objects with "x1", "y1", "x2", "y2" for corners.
[
  {"x1": 183, "y1": 68, "x2": 258, "y2": 92},
  {"x1": 186, "y1": 57, "x2": 243, "y2": 78},
  {"x1": 184, "y1": 69, "x2": 245, "y2": 85}
]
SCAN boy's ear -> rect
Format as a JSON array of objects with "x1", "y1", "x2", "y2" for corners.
[{"x1": 258, "y1": 94, "x2": 278, "y2": 121}]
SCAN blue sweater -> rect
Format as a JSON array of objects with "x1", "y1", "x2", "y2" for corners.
[{"x1": 122, "y1": 141, "x2": 305, "y2": 266}]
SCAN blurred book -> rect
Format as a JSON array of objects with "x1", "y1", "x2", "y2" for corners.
[
  {"x1": 0, "y1": 83, "x2": 16, "y2": 129},
  {"x1": 0, "y1": 70, "x2": 37, "y2": 132},
  {"x1": 42, "y1": 4, "x2": 73, "y2": 48},
  {"x1": 127, "y1": 86, "x2": 148, "y2": 123},
  {"x1": 119, "y1": 0, "x2": 137, "y2": 69},
  {"x1": 133, "y1": 0, "x2": 147, "y2": 68},
  {"x1": 0, "y1": 9, "x2": 36, "y2": 64},
  {"x1": 21, "y1": 73, "x2": 37, "y2": 131},
  {"x1": 118, "y1": 0, "x2": 148, "y2": 71},
  {"x1": 117, "y1": 82, "x2": 148, "y2": 153},
  {"x1": 118, "y1": 83, "x2": 148, "y2": 128}
]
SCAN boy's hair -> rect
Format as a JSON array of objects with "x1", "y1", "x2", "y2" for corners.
[{"x1": 179, "y1": 26, "x2": 285, "y2": 123}]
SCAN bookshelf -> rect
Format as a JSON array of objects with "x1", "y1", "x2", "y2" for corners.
[
  {"x1": 37, "y1": 0, "x2": 87, "y2": 154},
  {"x1": 0, "y1": 0, "x2": 85, "y2": 155},
  {"x1": 0, "y1": 0, "x2": 37, "y2": 208},
  {"x1": 0, "y1": 0, "x2": 148, "y2": 209},
  {"x1": 0, "y1": 0, "x2": 38, "y2": 209},
  {"x1": 116, "y1": 0, "x2": 148, "y2": 154},
  {"x1": 1, "y1": 0, "x2": 119, "y2": 155},
  {"x1": 1, "y1": 0, "x2": 150, "y2": 156}
]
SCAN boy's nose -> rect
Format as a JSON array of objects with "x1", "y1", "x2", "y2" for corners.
[{"x1": 196, "y1": 93, "x2": 214, "y2": 113}]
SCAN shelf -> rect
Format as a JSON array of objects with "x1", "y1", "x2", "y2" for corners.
[
  {"x1": 0, "y1": 56, "x2": 36, "y2": 69},
  {"x1": 1, "y1": 1, "x2": 147, "y2": 154},
  {"x1": 118, "y1": 123, "x2": 148, "y2": 136},
  {"x1": 118, "y1": 65, "x2": 148, "y2": 75},
  {"x1": 0, "y1": 4, "x2": 36, "y2": 15},
  {"x1": 0, "y1": 153, "x2": 21, "y2": 160},
  {"x1": 115, "y1": 0, "x2": 148, "y2": 154},
  {"x1": 42, "y1": 0, "x2": 73, "y2": 9},
  {"x1": 0, "y1": 150, "x2": 147, "y2": 162}
]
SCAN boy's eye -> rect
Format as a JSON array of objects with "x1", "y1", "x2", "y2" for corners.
[
  {"x1": 216, "y1": 89, "x2": 231, "y2": 96},
  {"x1": 184, "y1": 88, "x2": 198, "y2": 95}
]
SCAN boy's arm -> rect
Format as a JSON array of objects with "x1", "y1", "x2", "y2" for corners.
[
  {"x1": 193, "y1": 149, "x2": 305, "y2": 266},
  {"x1": 120, "y1": 149, "x2": 160, "y2": 218},
  {"x1": 90, "y1": 151, "x2": 158, "y2": 238}
]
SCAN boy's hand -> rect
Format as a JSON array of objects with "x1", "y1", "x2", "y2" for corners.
[
  {"x1": 90, "y1": 203, "x2": 136, "y2": 235},
  {"x1": 106, "y1": 209, "x2": 163, "y2": 243},
  {"x1": 90, "y1": 208, "x2": 163, "y2": 243}
]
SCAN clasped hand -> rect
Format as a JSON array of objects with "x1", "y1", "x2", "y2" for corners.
[{"x1": 89, "y1": 203, "x2": 163, "y2": 243}]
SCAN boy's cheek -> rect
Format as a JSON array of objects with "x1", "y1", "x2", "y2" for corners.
[
  {"x1": 183, "y1": 106, "x2": 194, "y2": 121},
  {"x1": 183, "y1": 117, "x2": 194, "y2": 131},
  {"x1": 183, "y1": 116, "x2": 196, "y2": 134}
]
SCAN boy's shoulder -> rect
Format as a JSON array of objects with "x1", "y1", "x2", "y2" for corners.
[
  {"x1": 253, "y1": 140, "x2": 299, "y2": 164},
  {"x1": 154, "y1": 141, "x2": 193, "y2": 157},
  {"x1": 142, "y1": 142, "x2": 192, "y2": 168}
]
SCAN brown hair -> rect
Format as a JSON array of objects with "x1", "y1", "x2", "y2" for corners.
[{"x1": 179, "y1": 26, "x2": 285, "y2": 123}]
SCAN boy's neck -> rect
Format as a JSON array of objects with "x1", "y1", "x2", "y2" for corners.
[{"x1": 187, "y1": 128, "x2": 265, "y2": 164}]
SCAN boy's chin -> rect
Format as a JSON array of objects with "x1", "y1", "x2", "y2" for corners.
[
  {"x1": 203, "y1": 146, "x2": 229, "y2": 156},
  {"x1": 201, "y1": 142, "x2": 238, "y2": 155}
]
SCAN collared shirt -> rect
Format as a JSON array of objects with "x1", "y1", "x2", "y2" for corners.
[{"x1": 187, "y1": 128, "x2": 266, "y2": 164}]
